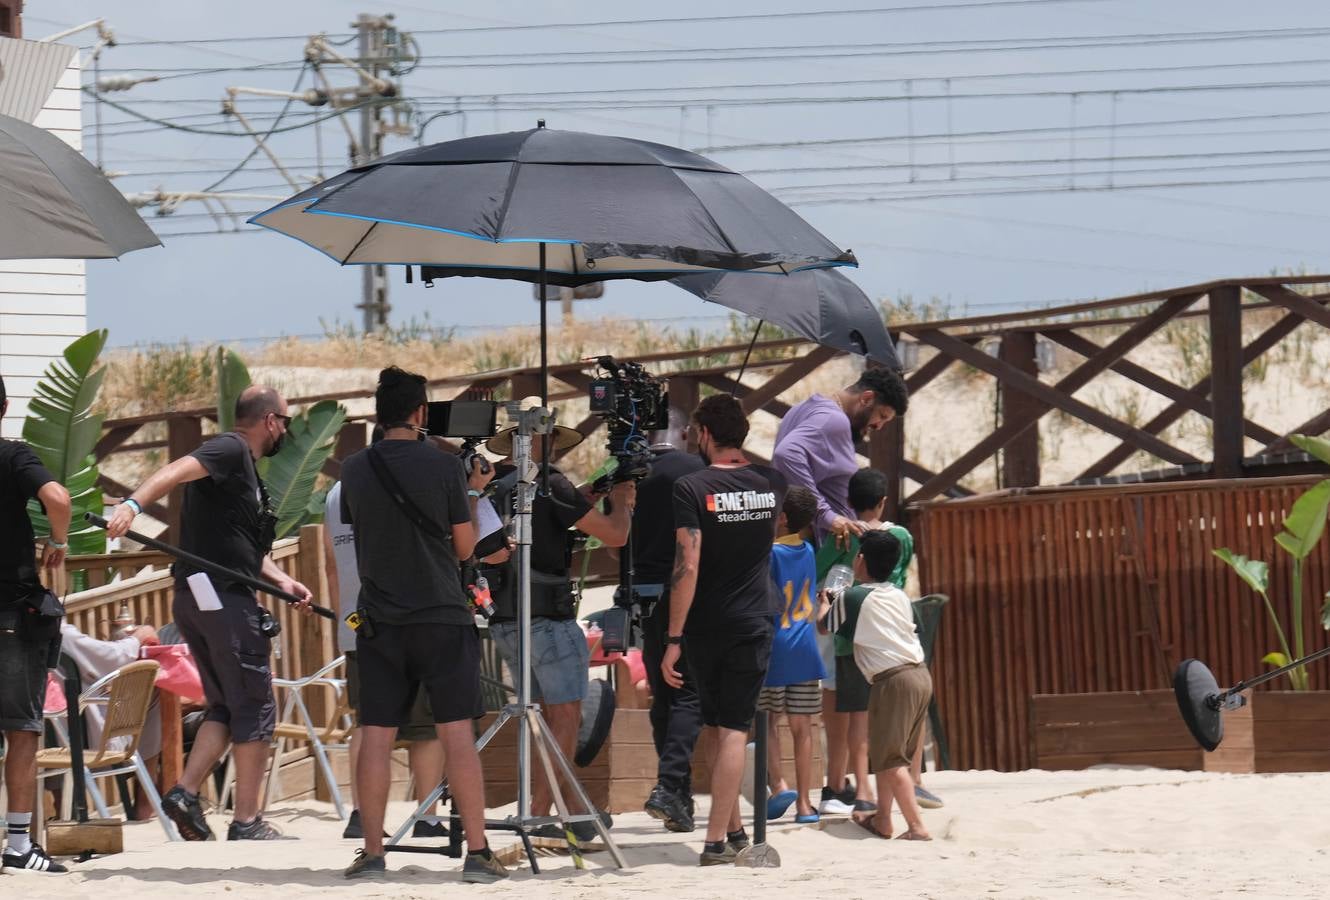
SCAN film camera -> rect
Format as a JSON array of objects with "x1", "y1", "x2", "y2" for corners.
[
  {"x1": 586, "y1": 356, "x2": 669, "y2": 654},
  {"x1": 587, "y1": 355, "x2": 668, "y2": 490}
]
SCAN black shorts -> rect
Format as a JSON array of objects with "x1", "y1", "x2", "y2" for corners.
[
  {"x1": 344, "y1": 651, "x2": 437, "y2": 741},
  {"x1": 356, "y1": 622, "x2": 483, "y2": 728},
  {"x1": 173, "y1": 584, "x2": 276, "y2": 743},
  {"x1": 0, "y1": 618, "x2": 49, "y2": 733},
  {"x1": 685, "y1": 619, "x2": 773, "y2": 732},
  {"x1": 835, "y1": 654, "x2": 871, "y2": 713}
]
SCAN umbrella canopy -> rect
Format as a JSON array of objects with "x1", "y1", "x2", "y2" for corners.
[
  {"x1": 670, "y1": 267, "x2": 900, "y2": 369},
  {"x1": 0, "y1": 112, "x2": 160, "y2": 260},
  {"x1": 249, "y1": 125, "x2": 855, "y2": 283}
]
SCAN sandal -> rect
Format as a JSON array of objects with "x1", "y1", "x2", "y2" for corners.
[
  {"x1": 852, "y1": 815, "x2": 892, "y2": 840},
  {"x1": 895, "y1": 829, "x2": 933, "y2": 841}
]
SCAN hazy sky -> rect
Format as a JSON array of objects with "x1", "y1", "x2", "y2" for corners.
[{"x1": 27, "y1": 0, "x2": 1330, "y2": 348}]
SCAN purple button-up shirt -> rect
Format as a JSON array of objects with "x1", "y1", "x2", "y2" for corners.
[{"x1": 772, "y1": 394, "x2": 857, "y2": 540}]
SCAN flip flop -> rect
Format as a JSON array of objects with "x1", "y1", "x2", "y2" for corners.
[
  {"x1": 853, "y1": 815, "x2": 892, "y2": 840},
  {"x1": 766, "y1": 789, "x2": 797, "y2": 820},
  {"x1": 794, "y1": 812, "x2": 820, "y2": 824},
  {"x1": 895, "y1": 830, "x2": 933, "y2": 841}
]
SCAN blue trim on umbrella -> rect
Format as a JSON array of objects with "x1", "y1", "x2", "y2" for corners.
[{"x1": 302, "y1": 208, "x2": 582, "y2": 245}]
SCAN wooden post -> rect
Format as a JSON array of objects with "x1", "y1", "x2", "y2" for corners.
[
  {"x1": 871, "y1": 416, "x2": 905, "y2": 523},
  {"x1": 164, "y1": 416, "x2": 203, "y2": 543},
  {"x1": 667, "y1": 375, "x2": 700, "y2": 451},
  {"x1": 334, "y1": 420, "x2": 367, "y2": 462},
  {"x1": 297, "y1": 524, "x2": 336, "y2": 800},
  {"x1": 999, "y1": 331, "x2": 1041, "y2": 488},
  {"x1": 1209, "y1": 285, "x2": 1244, "y2": 478}
]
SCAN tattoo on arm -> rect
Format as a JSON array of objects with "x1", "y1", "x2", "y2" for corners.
[{"x1": 669, "y1": 528, "x2": 701, "y2": 587}]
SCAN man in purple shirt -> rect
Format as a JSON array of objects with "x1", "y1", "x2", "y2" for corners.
[{"x1": 772, "y1": 367, "x2": 909, "y2": 544}]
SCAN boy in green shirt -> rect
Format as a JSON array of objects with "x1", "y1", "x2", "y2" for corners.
[{"x1": 814, "y1": 468, "x2": 940, "y2": 812}]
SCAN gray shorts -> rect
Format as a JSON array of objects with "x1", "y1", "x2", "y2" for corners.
[
  {"x1": 173, "y1": 583, "x2": 276, "y2": 743},
  {"x1": 0, "y1": 621, "x2": 48, "y2": 733},
  {"x1": 489, "y1": 617, "x2": 589, "y2": 706}
]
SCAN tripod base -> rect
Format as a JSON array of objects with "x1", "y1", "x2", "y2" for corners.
[{"x1": 386, "y1": 701, "x2": 627, "y2": 872}]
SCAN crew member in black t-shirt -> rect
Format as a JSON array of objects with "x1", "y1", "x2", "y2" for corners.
[
  {"x1": 633, "y1": 412, "x2": 705, "y2": 833},
  {"x1": 106, "y1": 385, "x2": 314, "y2": 842},
  {"x1": 0, "y1": 376, "x2": 72, "y2": 875},
  {"x1": 337, "y1": 367, "x2": 505, "y2": 883},
  {"x1": 483, "y1": 397, "x2": 635, "y2": 841},
  {"x1": 662, "y1": 394, "x2": 787, "y2": 866}
]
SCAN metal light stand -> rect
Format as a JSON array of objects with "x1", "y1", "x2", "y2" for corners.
[{"x1": 386, "y1": 402, "x2": 627, "y2": 872}]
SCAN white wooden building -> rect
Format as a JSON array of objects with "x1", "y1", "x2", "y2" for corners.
[{"x1": 0, "y1": 36, "x2": 85, "y2": 437}]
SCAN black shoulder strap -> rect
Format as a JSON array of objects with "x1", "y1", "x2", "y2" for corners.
[{"x1": 365, "y1": 445, "x2": 451, "y2": 543}]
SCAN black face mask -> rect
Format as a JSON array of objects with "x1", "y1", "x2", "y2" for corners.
[{"x1": 265, "y1": 431, "x2": 285, "y2": 458}]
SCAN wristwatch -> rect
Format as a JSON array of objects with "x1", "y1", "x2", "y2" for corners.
[
  {"x1": 45, "y1": 537, "x2": 68, "y2": 550},
  {"x1": 665, "y1": 635, "x2": 683, "y2": 646},
  {"x1": 467, "y1": 489, "x2": 482, "y2": 498}
]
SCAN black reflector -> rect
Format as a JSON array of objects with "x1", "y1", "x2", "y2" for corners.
[{"x1": 1173, "y1": 658, "x2": 1224, "y2": 751}]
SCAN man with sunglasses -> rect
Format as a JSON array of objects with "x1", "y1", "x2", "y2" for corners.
[{"x1": 107, "y1": 385, "x2": 313, "y2": 842}]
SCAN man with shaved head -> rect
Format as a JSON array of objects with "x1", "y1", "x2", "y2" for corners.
[{"x1": 107, "y1": 384, "x2": 313, "y2": 841}]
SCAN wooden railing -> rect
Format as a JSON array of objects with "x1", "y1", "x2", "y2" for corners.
[{"x1": 914, "y1": 475, "x2": 1330, "y2": 772}]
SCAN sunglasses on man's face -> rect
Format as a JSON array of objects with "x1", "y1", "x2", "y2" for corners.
[{"x1": 271, "y1": 413, "x2": 293, "y2": 429}]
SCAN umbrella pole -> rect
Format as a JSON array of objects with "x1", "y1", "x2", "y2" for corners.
[{"x1": 539, "y1": 242, "x2": 549, "y2": 406}]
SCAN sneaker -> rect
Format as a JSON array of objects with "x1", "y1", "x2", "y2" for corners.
[
  {"x1": 837, "y1": 780, "x2": 857, "y2": 805},
  {"x1": 227, "y1": 816, "x2": 292, "y2": 840},
  {"x1": 699, "y1": 840, "x2": 737, "y2": 866},
  {"x1": 852, "y1": 799, "x2": 879, "y2": 814},
  {"x1": 914, "y1": 785, "x2": 944, "y2": 809},
  {"x1": 413, "y1": 818, "x2": 450, "y2": 839},
  {"x1": 529, "y1": 823, "x2": 564, "y2": 840},
  {"x1": 343, "y1": 849, "x2": 386, "y2": 879},
  {"x1": 819, "y1": 786, "x2": 853, "y2": 816},
  {"x1": 645, "y1": 784, "x2": 695, "y2": 833},
  {"x1": 726, "y1": 828, "x2": 750, "y2": 852},
  {"x1": 570, "y1": 809, "x2": 613, "y2": 843},
  {"x1": 2, "y1": 844, "x2": 67, "y2": 874},
  {"x1": 162, "y1": 785, "x2": 215, "y2": 841},
  {"x1": 462, "y1": 848, "x2": 509, "y2": 884},
  {"x1": 342, "y1": 809, "x2": 363, "y2": 840}
]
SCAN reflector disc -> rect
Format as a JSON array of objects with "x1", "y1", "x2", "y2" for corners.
[{"x1": 1173, "y1": 658, "x2": 1224, "y2": 751}]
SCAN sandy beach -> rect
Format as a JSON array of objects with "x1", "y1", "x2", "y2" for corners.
[{"x1": 9, "y1": 766, "x2": 1330, "y2": 898}]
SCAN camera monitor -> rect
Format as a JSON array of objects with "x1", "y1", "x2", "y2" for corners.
[{"x1": 426, "y1": 400, "x2": 499, "y2": 439}]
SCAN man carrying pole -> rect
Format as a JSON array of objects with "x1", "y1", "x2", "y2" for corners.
[{"x1": 106, "y1": 385, "x2": 313, "y2": 841}]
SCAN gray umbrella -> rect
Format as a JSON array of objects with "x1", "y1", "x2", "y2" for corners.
[
  {"x1": 671, "y1": 267, "x2": 900, "y2": 369},
  {"x1": 0, "y1": 112, "x2": 160, "y2": 259}
]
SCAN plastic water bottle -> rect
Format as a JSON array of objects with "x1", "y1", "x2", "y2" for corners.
[{"x1": 822, "y1": 564, "x2": 854, "y2": 633}]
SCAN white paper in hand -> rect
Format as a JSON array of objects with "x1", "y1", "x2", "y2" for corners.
[
  {"x1": 475, "y1": 497, "x2": 503, "y2": 540},
  {"x1": 187, "y1": 572, "x2": 223, "y2": 611}
]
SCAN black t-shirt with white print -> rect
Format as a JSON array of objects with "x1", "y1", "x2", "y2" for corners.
[{"x1": 672, "y1": 463, "x2": 787, "y2": 635}]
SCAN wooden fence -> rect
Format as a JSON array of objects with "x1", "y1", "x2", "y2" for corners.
[{"x1": 914, "y1": 475, "x2": 1330, "y2": 772}]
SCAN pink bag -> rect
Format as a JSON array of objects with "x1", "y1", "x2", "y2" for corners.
[
  {"x1": 43, "y1": 671, "x2": 67, "y2": 715},
  {"x1": 142, "y1": 644, "x2": 205, "y2": 704}
]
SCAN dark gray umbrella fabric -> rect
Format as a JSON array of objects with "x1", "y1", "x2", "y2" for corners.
[
  {"x1": 0, "y1": 112, "x2": 160, "y2": 260},
  {"x1": 671, "y1": 267, "x2": 900, "y2": 369},
  {"x1": 250, "y1": 126, "x2": 855, "y2": 284}
]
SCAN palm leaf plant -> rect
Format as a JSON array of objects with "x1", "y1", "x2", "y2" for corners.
[
  {"x1": 1215, "y1": 434, "x2": 1330, "y2": 690},
  {"x1": 23, "y1": 330, "x2": 109, "y2": 557}
]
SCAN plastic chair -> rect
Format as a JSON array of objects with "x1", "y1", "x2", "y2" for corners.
[
  {"x1": 260, "y1": 656, "x2": 352, "y2": 820},
  {"x1": 37, "y1": 659, "x2": 178, "y2": 840},
  {"x1": 911, "y1": 593, "x2": 950, "y2": 770}
]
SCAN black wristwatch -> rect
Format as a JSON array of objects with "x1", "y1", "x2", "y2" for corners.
[{"x1": 665, "y1": 635, "x2": 683, "y2": 646}]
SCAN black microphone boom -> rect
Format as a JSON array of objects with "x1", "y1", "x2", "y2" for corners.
[{"x1": 84, "y1": 511, "x2": 336, "y2": 620}]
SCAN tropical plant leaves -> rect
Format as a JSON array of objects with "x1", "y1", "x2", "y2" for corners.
[
  {"x1": 1291, "y1": 433, "x2": 1330, "y2": 467},
  {"x1": 22, "y1": 330, "x2": 109, "y2": 555},
  {"x1": 216, "y1": 347, "x2": 251, "y2": 434},
  {"x1": 259, "y1": 400, "x2": 346, "y2": 539},
  {"x1": 1275, "y1": 479, "x2": 1330, "y2": 561},
  {"x1": 1213, "y1": 548, "x2": 1269, "y2": 595}
]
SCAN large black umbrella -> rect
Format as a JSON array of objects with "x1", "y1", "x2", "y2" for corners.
[
  {"x1": 0, "y1": 112, "x2": 160, "y2": 259},
  {"x1": 670, "y1": 267, "x2": 900, "y2": 369},
  {"x1": 250, "y1": 124, "x2": 854, "y2": 287}
]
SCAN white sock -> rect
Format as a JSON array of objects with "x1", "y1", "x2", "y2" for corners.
[{"x1": 6, "y1": 812, "x2": 33, "y2": 856}]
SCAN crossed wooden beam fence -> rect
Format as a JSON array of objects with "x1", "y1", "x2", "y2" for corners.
[{"x1": 88, "y1": 274, "x2": 1330, "y2": 538}]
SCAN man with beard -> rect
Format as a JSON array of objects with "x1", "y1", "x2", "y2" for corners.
[
  {"x1": 771, "y1": 367, "x2": 907, "y2": 815},
  {"x1": 106, "y1": 385, "x2": 313, "y2": 841},
  {"x1": 771, "y1": 368, "x2": 909, "y2": 547}
]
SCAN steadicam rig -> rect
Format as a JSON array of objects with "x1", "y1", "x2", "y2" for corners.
[{"x1": 587, "y1": 355, "x2": 668, "y2": 487}]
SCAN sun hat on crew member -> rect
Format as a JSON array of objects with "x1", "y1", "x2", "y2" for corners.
[{"x1": 485, "y1": 396, "x2": 585, "y2": 457}]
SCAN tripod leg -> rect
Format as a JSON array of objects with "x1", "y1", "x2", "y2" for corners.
[
  {"x1": 529, "y1": 708, "x2": 628, "y2": 869},
  {"x1": 529, "y1": 713, "x2": 585, "y2": 870},
  {"x1": 388, "y1": 707, "x2": 514, "y2": 846}
]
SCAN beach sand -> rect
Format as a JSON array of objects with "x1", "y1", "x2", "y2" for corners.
[{"x1": 13, "y1": 766, "x2": 1330, "y2": 898}]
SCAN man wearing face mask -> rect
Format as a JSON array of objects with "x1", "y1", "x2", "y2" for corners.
[{"x1": 106, "y1": 385, "x2": 313, "y2": 842}]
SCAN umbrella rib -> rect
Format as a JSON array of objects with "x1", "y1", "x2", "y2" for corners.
[
  {"x1": 491, "y1": 158, "x2": 525, "y2": 241},
  {"x1": 669, "y1": 168, "x2": 743, "y2": 261},
  {"x1": 342, "y1": 221, "x2": 379, "y2": 265}
]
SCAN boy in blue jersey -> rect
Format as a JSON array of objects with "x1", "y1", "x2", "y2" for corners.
[{"x1": 757, "y1": 486, "x2": 826, "y2": 823}]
